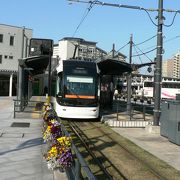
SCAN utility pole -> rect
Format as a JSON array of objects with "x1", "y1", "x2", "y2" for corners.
[
  {"x1": 153, "y1": 0, "x2": 163, "y2": 126},
  {"x1": 127, "y1": 34, "x2": 133, "y2": 116},
  {"x1": 112, "y1": 43, "x2": 115, "y2": 58},
  {"x1": 17, "y1": 26, "x2": 25, "y2": 111},
  {"x1": 47, "y1": 52, "x2": 52, "y2": 103}
]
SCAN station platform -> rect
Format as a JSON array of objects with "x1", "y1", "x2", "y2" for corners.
[
  {"x1": 0, "y1": 97, "x2": 67, "y2": 180},
  {"x1": 102, "y1": 110, "x2": 180, "y2": 172}
]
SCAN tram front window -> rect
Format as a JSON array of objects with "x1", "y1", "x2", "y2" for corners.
[{"x1": 64, "y1": 75, "x2": 96, "y2": 96}]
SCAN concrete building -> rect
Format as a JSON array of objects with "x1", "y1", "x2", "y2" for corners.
[
  {"x1": 162, "y1": 59, "x2": 173, "y2": 77},
  {"x1": 0, "y1": 24, "x2": 33, "y2": 96},
  {"x1": 53, "y1": 37, "x2": 107, "y2": 61},
  {"x1": 162, "y1": 50, "x2": 180, "y2": 78},
  {"x1": 173, "y1": 49, "x2": 180, "y2": 78}
]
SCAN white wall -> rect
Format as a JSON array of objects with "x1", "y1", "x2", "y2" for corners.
[{"x1": 0, "y1": 24, "x2": 33, "y2": 71}]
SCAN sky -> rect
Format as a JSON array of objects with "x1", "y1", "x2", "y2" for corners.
[{"x1": 1, "y1": 0, "x2": 180, "y2": 74}]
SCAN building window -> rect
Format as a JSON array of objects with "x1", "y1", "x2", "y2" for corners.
[
  {"x1": 4, "y1": 55, "x2": 8, "y2": 59},
  {"x1": 10, "y1": 36, "x2": 14, "y2": 46},
  {"x1": 0, "y1": 55, "x2": 2, "y2": 63},
  {"x1": 9, "y1": 56, "x2": 13, "y2": 59},
  {"x1": 0, "y1": 34, "x2": 3, "y2": 43}
]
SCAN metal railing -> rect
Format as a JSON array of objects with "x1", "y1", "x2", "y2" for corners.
[
  {"x1": 13, "y1": 99, "x2": 44, "y2": 118},
  {"x1": 61, "y1": 123, "x2": 97, "y2": 180},
  {"x1": 115, "y1": 98, "x2": 153, "y2": 121}
]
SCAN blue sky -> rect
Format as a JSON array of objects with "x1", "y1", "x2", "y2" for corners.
[{"x1": 1, "y1": 0, "x2": 180, "y2": 73}]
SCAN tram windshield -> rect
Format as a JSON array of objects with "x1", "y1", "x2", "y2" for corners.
[{"x1": 64, "y1": 75, "x2": 96, "y2": 99}]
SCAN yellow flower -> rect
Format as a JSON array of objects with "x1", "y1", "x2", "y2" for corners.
[
  {"x1": 57, "y1": 136, "x2": 72, "y2": 147},
  {"x1": 48, "y1": 146, "x2": 58, "y2": 158}
]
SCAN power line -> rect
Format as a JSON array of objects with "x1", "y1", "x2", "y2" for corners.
[
  {"x1": 132, "y1": 47, "x2": 157, "y2": 57},
  {"x1": 116, "y1": 42, "x2": 129, "y2": 53},
  {"x1": 72, "y1": 1, "x2": 96, "y2": 37},
  {"x1": 132, "y1": 43, "x2": 155, "y2": 62},
  {"x1": 163, "y1": 11, "x2": 178, "y2": 27},
  {"x1": 164, "y1": 35, "x2": 180, "y2": 43},
  {"x1": 143, "y1": 9, "x2": 158, "y2": 26},
  {"x1": 114, "y1": 35, "x2": 157, "y2": 60},
  {"x1": 132, "y1": 43, "x2": 143, "y2": 64},
  {"x1": 135, "y1": 34, "x2": 157, "y2": 46},
  {"x1": 140, "y1": 35, "x2": 180, "y2": 52}
]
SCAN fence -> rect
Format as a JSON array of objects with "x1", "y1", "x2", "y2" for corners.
[
  {"x1": 59, "y1": 123, "x2": 97, "y2": 180},
  {"x1": 103, "y1": 99, "x2": 154, "y2": 127},
  {"x1": 13, "y1": 99, "x2": 44, "y2": 118}
]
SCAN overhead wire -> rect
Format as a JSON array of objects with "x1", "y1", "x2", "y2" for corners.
[
  {"x1": 132, "y1": 43, "x2": 155, "y2": 62},
  {"x1": 116, "y1": 42, "x2": 130, "y2": 53},
  {"x1": 135, "y1": 34, "x2": 157, "y2": 46},
  {"x1": 115, "y1": 34, "x2": 157, "y2": 62},
  {"x1": 164, "y1": 35, "x2": 180, "y2": 43},
  {"x1": 140, "y1": 35, "x2": 180, "y2": 52},
  {"x1": 163, "y1": 11, "x2": 178, "y2": 27},
  {"x1": 132, "y1": 43, "x2": 143, "y2": 64},
  {"x1": 143, "y1": 9, "x2": 158, "y2": 26},
  {"x1": 72, "y1": 1, "x2": 96, "y2": 37}
]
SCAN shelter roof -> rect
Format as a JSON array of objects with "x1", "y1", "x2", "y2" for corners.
[{"x1": 97, "y1": 58, "x2": 132, "y2": 75}]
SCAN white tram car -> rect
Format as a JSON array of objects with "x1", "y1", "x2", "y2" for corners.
[{"x1": 54, "y1": 59, "x2": 100, "y2": 119}]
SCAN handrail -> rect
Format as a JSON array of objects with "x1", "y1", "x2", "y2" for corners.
[
  {"x1": 13, "y1": 99, "x2": 45, "y2": 118},
  {"x1": 61, "y1": 123, "x2": 97, "y2": 180}
]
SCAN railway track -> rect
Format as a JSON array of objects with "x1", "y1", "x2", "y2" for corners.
[{"x1": 62, "y1": 120, "x2": 179, "y2": 180}]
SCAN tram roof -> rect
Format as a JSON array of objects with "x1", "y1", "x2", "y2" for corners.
[{"x1": 97, "y1": 58, "x2": 132, "y2": 75}]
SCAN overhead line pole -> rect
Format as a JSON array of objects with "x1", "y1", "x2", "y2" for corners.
[
  {"x1": 127, "y1": 34, "x2": 133, "y2": 117},
  {"x1": 153, "y1": 0, "x2": 163, "y2": 126}
]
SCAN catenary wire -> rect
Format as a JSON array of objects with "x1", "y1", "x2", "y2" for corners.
[
  {"x1": 132, "y1": 43, "x2": 155, "y2": 62},
  {"x1": 163, "y1": 11, "x2": 178, "y2": 27},
  {"x1": 72, "y1": 1, "x2": 96, "y2": 37},
  {"x1": 141, "y1": 35, "x2": 180, "y2": 52},
  {"x1": 135, "y1": 34, "x2": 157, "y2": 46},
  {"x1": 132, "y1": 43, "x2": 143, "y2": 64},
  {"x1": 116, "y1": 42, "x2": 130, "y2": 53},
  {"x1": 143, "y1": 9, "x2": 158, "y2": 26}
]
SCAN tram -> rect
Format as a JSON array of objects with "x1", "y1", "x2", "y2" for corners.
[{"x1": 54, "y1": 59, "x2": 100, "y2": 119}]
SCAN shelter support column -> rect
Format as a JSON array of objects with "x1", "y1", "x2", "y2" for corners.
[{"x1": 9, "y1": 73, "x2": 13, "y2": 97}]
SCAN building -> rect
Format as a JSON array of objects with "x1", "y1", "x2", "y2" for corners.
[
  {"x1": 162, "y1": 50, "x2": 180, "y2": 78},
  {"x1": 53, "y1": 37, "x2": 127, "y2": 62},
  {"x1": 0, "y1": 24, "x2": 33, "y2": 96},
  {"x1": 173, "y1": 50, "x2": 180, "y2": 78},
  {"x1": 162, "y1": 59, "x2": 174, "y2": 77},
  {"x1": 53, "y1": 37, "x2": 108, "y2": 61}
]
